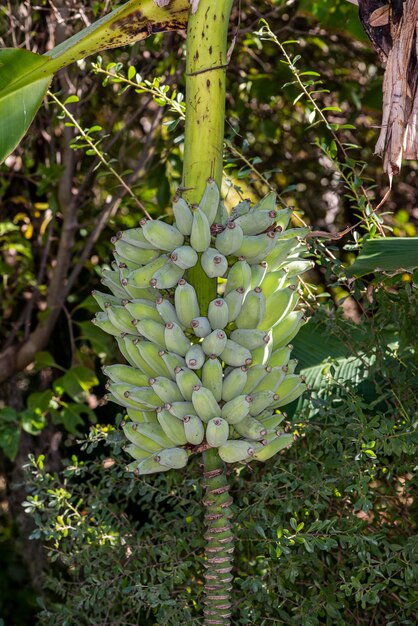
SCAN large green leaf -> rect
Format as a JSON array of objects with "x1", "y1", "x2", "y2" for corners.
[
  {"x1": 0, "y1": 0, "x2": 188, "y2": 163},
  {"x1": 346, "y1": 237, "x2": 418, "y2": 276}
]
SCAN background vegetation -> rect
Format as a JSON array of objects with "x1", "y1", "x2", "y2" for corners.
[{"x1": 0, "y1": 1, "x2": 417, "y2": 624}]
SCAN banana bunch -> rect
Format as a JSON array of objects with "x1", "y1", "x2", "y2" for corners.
[{"x1": 94, "y1": 180, "x2": 312, "y2": 475}]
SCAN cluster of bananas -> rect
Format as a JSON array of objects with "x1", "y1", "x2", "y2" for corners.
[{"x1": 93, "y1": 180, "x2": 312, "y2": 475}]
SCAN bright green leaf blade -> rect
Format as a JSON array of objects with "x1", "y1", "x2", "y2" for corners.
[{"x1": 346, "y1": 237, "x2": 418, "y2": 276}]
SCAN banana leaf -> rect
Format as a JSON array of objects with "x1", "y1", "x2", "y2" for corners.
[
  {"x1": 0, "y1": 0, "x2": 188, "y2": 164},
  {"x1": 346, "y1": 237, "x2": 418, "y2": 276}
]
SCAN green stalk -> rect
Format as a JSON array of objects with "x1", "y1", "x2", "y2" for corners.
[
  {"x1": 182, "y1": 2, "x2": 234, "y2": 623},
  {"x1": 182, "y1": 0, "x2": 233, "y2": 316}
]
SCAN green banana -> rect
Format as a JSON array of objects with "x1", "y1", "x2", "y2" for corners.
[
  {"x1": 221, "y1": 366, "x2": 248, "y2": 402},
  {"x1": 121, "y1": 338, "x2": 157, "y2": 376},
  {"x1": 191, "y1": 385, "x2": 220, "y2": 422},
  {"x1": 284, "y1": 359, "x2": 298, "y2": 375},
  {"x1": 207, "y1": 298, "x2": 229, "y2": 330},
  {"x1": 198, "y1": 178, "x2": 220, "y2": 226},
  {"x1": 122, "y1": 422, "x2": 164, "y2": 452},
  {"x1": 101, "y1": 269, "x2": 127, "y2": 298},
  {"x1": 185, "y1": 343, "x2": 205, "y2": 370},
  {"x1": 131, "y1": 422, "x2": 175, "y2": 449},
  {"x1": 149, "y1": 376, "x2": 184, "y2": 404},
  {"x1": 191, "y1": 316, "x2": 212, "y2": 338},
  {"x1": 259, "y1": 412, "x2": 286, "y2": 431},
  {"x1": 119, "y1": 227, "x2": 159, "y2": 250},
  {"x1": 122, "y1": 385, "x2": 162, "y2": 409},
  {"x1": 155, "y1": 297, "x2": 184, "y2": 327},
  {"x1": 230, "y1": 199, "x2": 251, "y2": 219},
  {"x1": 126, "y1": 407, "x2": 158, "y2": 424},
  {"x1": 190, "y1": 207, "x2": 211, "y2": 252},
  {"x1": 250, "y1": 335, "x2": 273, "y2": 367},
  {"x1": 174, "y1": 280, "x2": 200, "y2": 327},
  {"x1": 230, "y1": 328, "x2": 270, "y2": 351},
  {"x1": 175, "y1": 367, "x2": 202, "y2": 401},
  {"x1": 172, "y1": 195, "x2": 193, "y2": 235},
  {"x1": 249, "y1": 390, "x2": 278, "y2": 416},
  {"x1": 214, "y1": 200, "x2": 229, "y2": 227},
  {"x1": 149, "y1": 260, "x2": 185, "y2": 289},
  {"x1": 159, "y1": 350, "x2": 186, "y2": 379},
  {"x1": 128, "y1": 255, "x2": 168, "y2": 288},
  {"x1": 252, "y1": 433, "x2": 293, "y2": 461},
  {"x1": 224, "y1": 287, "x2": 245, "y2": 321},
  {"x1": 140, "y1": 218, "x2": 184, "y2": 252},
  {"x1": 242, "y1": 364, "x2": 270, "y2": 394},
  {"x1": 218, "y1": 440, "x2": 255, "y2": 463},
  {"x1": 164, "y1": 322, "x2": 191, "y2": 356},
  {"x1": 252, "y1": 191, "x2": 276, "y2": 212},
  {"x1": 268, "y1": 345, "x2": 292, "y2": 368},
  {"x1": 136, "y1": 341, "x2": 171, "y2": 377},
  {"x1": 235, "y1": 232, "x2": 277, "y2": 264},
  {"x1": 201, "y1": 356, "x2": 223, "y2": 402},
  {"x1": 264, "y1": 239, "x2": 301, "y2": 272},
  {"x1": 271, "y1": 375, "x2": 307, "y2": 407},
  {"x1": 103, "y1": 364, "x2": 149, "y2": 387},
  {"x1": 215, "y1": 221, "x2": 244, "y2": 255},
  {"x1": 125, "y1": 299, "x2": 161, "y2": 324},
  {"x1": 250, "y1": 262, "x2": 268, "y2": 289},
  {"x1": 252, "y1": 367, "x2": 286, "y2": 394},
  {"x1": 124, "y1": 443, "x2": 153, "y2": 461},
  {"x1": 233, "y1": 209, "x2": 277, "y2": 235},
  {"x1": 107, "y1": 383, "x2": 151, "y2": 410},
  {"x1": 92, "y1": 312, "x2": 123, "y2": 337},
  {"x1": 224, "y1": 260, "x2": 252, "y2": 295},
  {"x1": 126, "y1": 457, "x2": 171, "y2": 475},
  {"x1": 92, "y1": 290, "x2": 122, "y2": 311},
  {"x1": 259, "y1": 285, "x2": 299, "y2": 331},
  {"x1": 271, "y1": 311, "x2": 306, "y2": 349},
  {"x1": 219, "y1": 339, "x2": 252, "y2": 367},
  {"x1": 235, "y1": 287, "x2": 266, "y2": 329},
  {"x1": 206, "y1": 417, "x2": 229, "y2": 447},
  {"x1": 183, "y1": 414, "x2": 205, "y2": 445},
  {"x1": 170, "y1": 245, "x2": 198, "y2": 270},
  {"x1": 114, "y1": 239, "x2": 161, "y2": 266},
  {"x1": 283, "y1": 259, "x2": 314, "y2": 277},
  {"x1": 201, "y1": 247, "x2": 228, "y2": 278},
  {"x1": 202, "y1": 329, "x2": 228, "y2": 356},
  {"x1": 156, "y1": 447, "x2": 189, "y2": 469},
  {"x1": 106, "y1": 304, "x2": 136, "y2": 334},
  {"x1": 221, "y1": 394, "x2": 252, "y2": 424},
  {"x1": 234, "y1": 416, "x2": 266, "y2": 440},
  {"x1": 135, "y1": 319, "x2": 166, "y2": 350},
  {"x1": 274, "y1": 207, "x2": 293, "y2": 231},
  {"x1": 156, "y1": 408, "x2": 188, "y2": 445},
  {"x1": 167, "y1": 401, "x2": 195, "y2": 419},
  {"x1": 276, "y1": 226, "x2": 310, "y2": 241}
]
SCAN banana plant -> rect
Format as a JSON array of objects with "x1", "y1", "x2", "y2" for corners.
[{"x1": 3, "y1": 1, "x2": 312, "y2": 623}]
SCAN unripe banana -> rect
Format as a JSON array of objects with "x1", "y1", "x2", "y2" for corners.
[
  {"x1": 167, "y1": 401, "x2": 195, "y2": 419},
  {"x1": 114, "y1": 239, "x2": 161, "y2": 266},
  {"x1": 249, "y1": 390, "x2": 278, "y2": 416},
  {"x1": 124, "y1": 443, "x2": 153, "y2": 461},
  {"x1": 135, "y1": 319, "x2": 166, "y2": 350},
  {"x1": 131, "y1": 422, "x2": 174, "y2": 448},
  {"x1": 224, "y1": 287, "x2": 245, "y2": 322},
  {"x1": 191, "y1": 316, "x2": 212, "y2": 338},
  {"x1": 221, "y1": 394, "x2": 253, "y2": 424},
  {"x1": 126, "y1": 457, "x2": 170, "y2": 475},
  {"x1": 224, "y1": 260, "x2": 252, "y2": 295},
  {"x1": 159, "y1": 350, "x2": 186, "y2": 379},
  {"x1": 235, "y1": 287, "x2": 266, "y2": 329},
  {"x1": 155, "y1": 297, "x2": 184, "y2": 328},
  {"x1": 259, "y1": 285, "x2": 299, "y2": 331},
  {"x1": 218, "y1": 440, "x2": 255, "y2": 463},
  {"x1": 249, "y1": 334, "x2": 273, "y2": 367},
  {"x1": 230, "y1": 199, "x2": 250, "y2": 219},
  {"x1": 121, "y1": 385, "x2": 163, "y2": 409},
  {"x1": 201, "y1": 356, "x2": 223, "y2": 402},
  {"x1": 106, "y1": 305, "x2": 136, "y2": 335},
  {"x1": 183, "y1": 414, "x2": 205, "y2": 445},
  {"x1": 170, "y1": 245, "x2": 198, "y2": 270},
  {"x1": 219, "y1": 339, "x2": 252, "y2": 368},
  {"x1": 233, "y1": 209, "x2": 277, "y2": 236},
  {"x1": 101, "y1": 269, "x2": 127, "y2": 298},
  {"x1": 201, "y1": 247, "x2": 228, "y2": 278},
  {"x1": 235, "y1": 232, "x2": 277, "y2": 264},
  {"x1": 103, "y1": 364, "x2": 149, "y2": 387},
  {"x1": 261, "y1": 270, "x2": 293, "y2": 295},
  {"x1": 252, "y1": 433, "x2": 293, "y2": 461},
  {"x1": 274, "y1": 207, "x2": 293, "y2": 231},
  {"x1": 202, "y1": 329, "x2": 228, "y2": 356},
  {"x1": 271, "y1": 311, "x2": 306, "y2": 349},
  {"x1": 156, "y1": 447, "x2": 189, "y2": 469},
  {"x1": 123, "y1": 422, "x2": 163, "y2": 452},
  {"x1": 136, "y1": 341, "x2": 171, "y2": 377},
  {"x1": 206, "y1": 417, "x2": 229, "y2": 447},
  {"x1": 252, "y1": 191, "x2": 276, "y2": 212},
  {"x1": 115, "y1": 335, "x2": 137, "y2": 366},
  {"x1": 174, "y1": 279, "x2": 200, "y2": 327},
  {"x1": 250, "y1": 262, "x2": 268, "y2": 289},
  {"x1": 214, "y1": 199, "x2": 229, "y2": 227},
  {"x1": 149, "y1": 376, "x2": 184, "y2": 404},
  {"x1": 191, "y1": 385, "x2": 220, "y2": 422},
  {"x1": 252, "y1": 367, "x2": 286, "y2": 394},
  {"x1": 173, "y1": 195, "x2": 193, "y2": 235},
  {"x1": 92, "y1": 290, "x2": 122, "y2": 311},
  {"x1": 119, "y1": 227, "x2": 159, "y2": 250},
  {"x1": 140, "y1": 218, "x2": 184, "y2": 252},
  {"x1": 149, "y1": 260, "x2": 185, "y2": 289},
  {"x1": 92, "y1": 312, "x2": 123, "y2": 337},
  {"x1": 164, "y1": 322, "x2": 191, "y2": 356},
  {"x1": 156, "y1": 408, "x2": 188, "y2": 445},
  {"x1": 175, "y1": 367, "x2": 202, "y2": 401},
  {"x1": 242, "y1": 365, "x2": 269, "y2": 394},
  {"x1": 107, "y1": 383, "x2": 151, "y2": 410},
  {"x1": 268, "y1": 345, "x2": 292, "y2": 368},
  {"x1": 129, "y1": 255, "x2": 168, "y2": 288},
  {"x1": 259, "y1": 412, "x2": 286, "y2": 431},
  {"x1": 122, "y1": 338, "x2": 157, "y2": 376},
  {"x1": 284, "y1": 359, "x2": 298, "y2": 375},
  {"x1": 230, "y1": 328, "x2": 270, "y2": 351},
  {"x1": 264, "y1": 239, "x2": 301, "y2": 272},
  {"x1": 185, "y1": 343, "x2": 205, "y2": 370},
  {"x1": 125, "y1": 299, "x2": 161, "y2": 324},
  {"x1": 271, "y1": 375, "x2": 307, "y2": 407},
  {"x1": 190, "y1": 208, "x2": 211, "y2": 252},
  {"x1": 207, "y1": 298, "x2": 229, "y2": 330},
  {"x1": 282, "y1": 259, "x2": 314, "y2": 277},
  {"x1": 114, "y1": 252, "x2": 141, "y2": 272},
  {"x1": 276, "y1": 226, "x2": 310, "y2": 241},
  {"x1": 234, "y1": 416, "x2": 266, "y2": 440},
  {"x1": 215, "y1": 222, "x2": 244, "y2": 255},
  {"x1": 221, "y1": 366, "x2": 248, "y2": 402},
  {"x1": 198, "y1": 178, "x2": 220, "y2": 226},
  {"x1": 127, "y1": 407, "x2": 158, "y2": 424}
]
